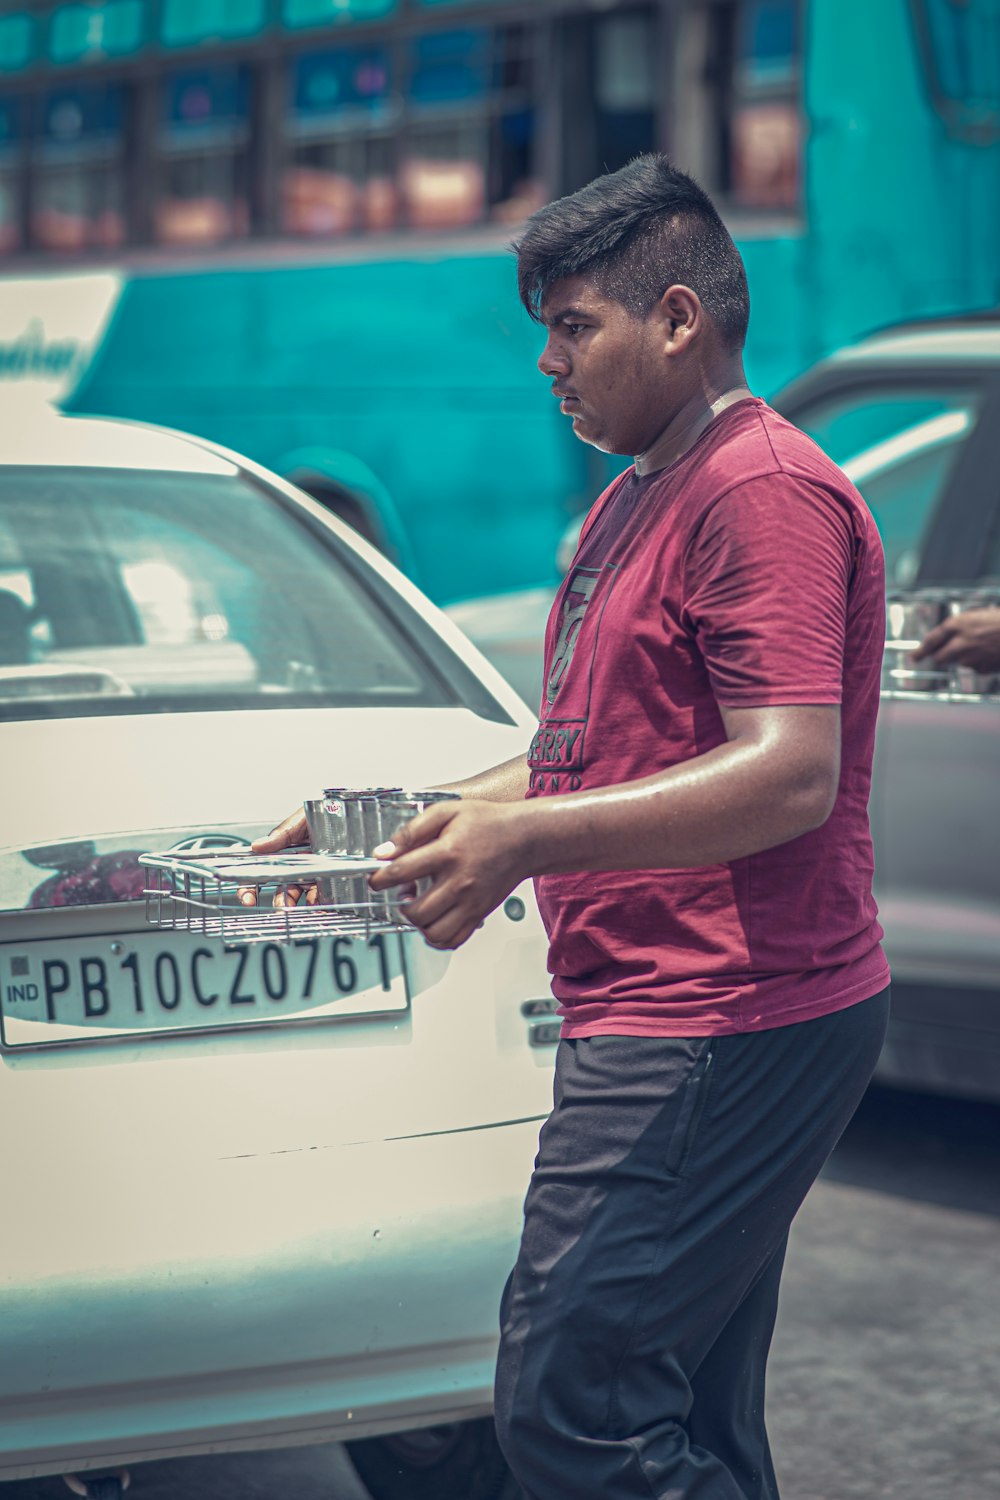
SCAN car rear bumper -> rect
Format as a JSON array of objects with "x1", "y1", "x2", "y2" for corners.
[{"x1": 0, "y1": 1114, "x2": 544, "y2": 1481}]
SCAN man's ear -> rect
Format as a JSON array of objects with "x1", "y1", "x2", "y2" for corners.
[{"x1": 658, "y1": 284, "x2": 703, "y2": 355}]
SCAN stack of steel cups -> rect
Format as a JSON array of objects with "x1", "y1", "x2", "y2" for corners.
[{"x1": 302, "y1": 788, "x2": 459, "y2": 927}]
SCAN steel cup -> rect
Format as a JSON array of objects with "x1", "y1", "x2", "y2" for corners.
[
  {"x1": 369, "y1": 790, "x2": 405, "y2": 923},
  {"x1": 340, "y1": 792, "x2": 379, "y2": 924},
  {"x1": 378, "y1": 791, "x2": 461, "y2": 916},
  {"x1": 304, "y1": 793, "x2": 360, "y2": 916},
  {"x1": 380, "y1": 790, "x2": 461, "y2": 847},
  {"x1": 332, "y1": 788, "x2": 405, "y2": 925},
  {"x1": 304, "y1": 795, "x2": 349, "y2": 854}
]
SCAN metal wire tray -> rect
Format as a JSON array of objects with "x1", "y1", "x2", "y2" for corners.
[{"x1": 139, "y1": 848, "x2": 411, "y2": 945}]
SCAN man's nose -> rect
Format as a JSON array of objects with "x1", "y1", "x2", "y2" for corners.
[{"x1": 538, "y1": 338, "x2": 569, "y2": 377}]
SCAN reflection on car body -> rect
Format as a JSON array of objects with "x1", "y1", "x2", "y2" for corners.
[{"x1": 0, "y1": 406, "x2": 550, "y2": 1496}]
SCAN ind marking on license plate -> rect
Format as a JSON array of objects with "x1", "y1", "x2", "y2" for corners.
[{"x1": 0, "y1": 930, "x2": 408, "y2": 1049}]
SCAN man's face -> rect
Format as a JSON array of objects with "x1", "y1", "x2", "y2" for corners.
[{"x1": 536, "y1": 275, "x2": 676, "y2": 456}]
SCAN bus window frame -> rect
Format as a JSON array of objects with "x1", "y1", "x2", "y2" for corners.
[{"x1": 0, "y1": 0, "x2": 805, "y2": 261}]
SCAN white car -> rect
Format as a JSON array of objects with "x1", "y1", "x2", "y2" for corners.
[{"x1": 0, "y1": 406, "x2": 553, "y2": 1498}]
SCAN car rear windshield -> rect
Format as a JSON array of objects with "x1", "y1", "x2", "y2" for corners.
[{"x1": 0, "y1": 466, "x2": 458, "y2": 720}]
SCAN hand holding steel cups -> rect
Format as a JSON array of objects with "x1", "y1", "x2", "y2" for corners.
[{"x1": 303, "y1": 788, "x2": 459, "y2": 921}]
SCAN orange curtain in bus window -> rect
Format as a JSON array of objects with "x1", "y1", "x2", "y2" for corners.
[
  {"x1": 730, "y1": 102, "x2": 799, "y2": 210},
  {"x1": 155, "y1": 66, "x2": 250, "y2": 245},
  {"x1": 400, "y1": 153, "x2": 485, "y2": 230},
  {"x1": 402, "y1": 29, "x2": 489, "y2": 229},
  {"x1": 283, "y1": 47, "x2": 396, "y2": 237},
  {"x1": 284, "y1": 166, "x2": 359, "y2": 236}
]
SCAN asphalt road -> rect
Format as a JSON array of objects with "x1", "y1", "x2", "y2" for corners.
[{"x1": 5, "y1": 1084, "x2": 999, "y2": 1500}]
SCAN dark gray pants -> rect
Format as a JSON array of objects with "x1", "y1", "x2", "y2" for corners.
[{"x1": 494, "y1": 989, "x2": 890, "y2": 1500}]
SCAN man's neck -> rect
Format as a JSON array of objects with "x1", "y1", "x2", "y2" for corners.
[{"x1": 635, "y1": 379, "x2": 754, "y2": 477}]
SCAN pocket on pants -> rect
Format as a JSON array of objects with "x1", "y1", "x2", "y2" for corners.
[{"x1": 662, "y1": 1041, "x2": 715, "y2": 1177}]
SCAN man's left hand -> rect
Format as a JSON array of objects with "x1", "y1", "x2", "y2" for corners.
[{"x1": 369, "y1": 799, "x2": 530, "y2": 950}]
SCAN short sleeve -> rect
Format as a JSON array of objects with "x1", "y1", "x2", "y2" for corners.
[{"x1": 682, "y1": 475, "x2": 855, "y2": 707}]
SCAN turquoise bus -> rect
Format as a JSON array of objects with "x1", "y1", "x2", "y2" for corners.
[{"x1": 0, "y1": 0, "x2": 998, "y2": 603}]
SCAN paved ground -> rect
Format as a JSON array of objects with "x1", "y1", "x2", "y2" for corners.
[
  {"x1": 767, "y1": 1084, "x2": 1000, "y2": 1500},
  {"x1": 6, "y1": 1084, "x2": 999, "y2": 1500}
]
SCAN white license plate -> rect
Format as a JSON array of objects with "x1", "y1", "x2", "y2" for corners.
[{"x1": 0, "y1": 929, "x2": 407, "y2": 1049}]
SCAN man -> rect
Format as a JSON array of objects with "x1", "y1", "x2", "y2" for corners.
[
  {"x1": 257, "y1": 156, "x2": 890, "y2": 1500},
  {"x1": 913, "y1": 606, "x2": 1000, "y2": 674}
]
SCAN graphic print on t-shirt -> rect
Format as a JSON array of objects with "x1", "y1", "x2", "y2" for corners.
[
  {"x1": 546, "y1": 567, "x2": 600, "y2": 706},
  {"x1": 529, "y1": 561, "x2": 619, "y2": 791}
]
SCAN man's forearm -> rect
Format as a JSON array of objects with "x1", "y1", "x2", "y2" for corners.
[
  {"x1": 368, "y1": 708, "x2": 841, "y2": 951},
  {"x1": 515, "y1": 707, "x2": 839, "y2": 875},
  {"x1": 438, "y1": 753, "x2": 531, "y2": 804}
]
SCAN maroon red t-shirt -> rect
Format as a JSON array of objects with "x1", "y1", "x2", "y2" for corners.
[{"x1": 527, "y1": 397, "x2": 890, "y2": 1035}]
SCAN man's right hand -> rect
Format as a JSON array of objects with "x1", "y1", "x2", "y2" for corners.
[
  {"x1": 252, "y1": 807, "x2": 308, "y2": 855},
  {"x1": 239, "y1": 806, "x2": 309, "y2": 908}
]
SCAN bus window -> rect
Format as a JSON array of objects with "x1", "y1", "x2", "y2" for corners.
[
  {"x1": 32, "y1": 83, "x2": 127, "y2": 252},
  {"x1": 49, "y1": 2, "x2": 145, "y2": 64},
  {"x1": 593, "y1": 10, "x2": 657, "y2": 176},
  {"x1": 284, "y1": 46, "x2": 397, "y2": 236},
  {"x1": 402, "y1": 24, "x2": 540, "y2": 230},
  {"x1": 0, "y1": 97, "x2": 22, "y2": 255},
  {"x1": 161, "y1": 0, "x2": 267, "y2": 49},
  {"x1": 673, "y1": 0, "x2": 801, "y2": 216},
  {"x1": 402, "y1": 124, "x2": 486, "y2": 231},
  {"x1": 730, "y1": 0, "x2": 800, "y2": 209},
  {"x1": 403, "y1": 27, "x2": 490, "y2": 230},
  {"x1": 284, "y1": 0, "x2": 398, "y2": 24},
  {"x1": 156, "y1": 66, "x2": 250, "y2": 245},
  {"x1": 488, "y1": 24, "x2": 541, "y2": 223}
]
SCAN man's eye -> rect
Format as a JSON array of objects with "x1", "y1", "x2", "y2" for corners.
[{"x1": 565, "y1": 323, "x2": 585, "y2": 337}]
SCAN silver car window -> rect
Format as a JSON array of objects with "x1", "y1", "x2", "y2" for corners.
[
  {"x1": 794, "y1": 385, "x2": 982, "y2": 466},
  {"x1": 842, "y1": 414, "x2": 972, "y2": 587},
  {"x1": 792, "y1": 385, "x2": 983, "y2": 586}
]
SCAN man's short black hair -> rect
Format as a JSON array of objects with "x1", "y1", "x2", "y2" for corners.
[{"x1": 514, "y1": 155, "x2": 750, "y2": 353}]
